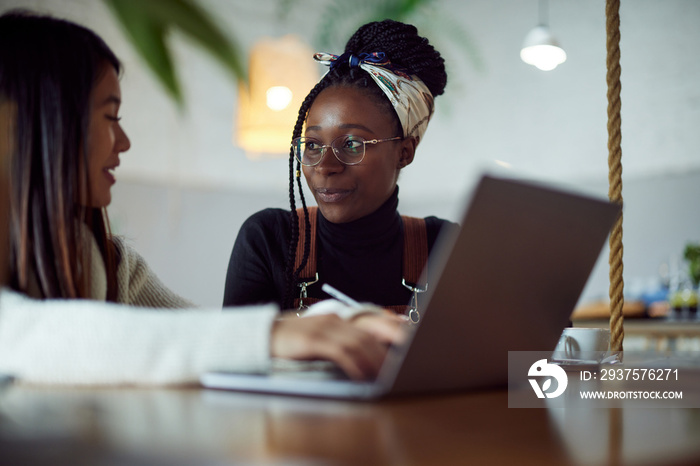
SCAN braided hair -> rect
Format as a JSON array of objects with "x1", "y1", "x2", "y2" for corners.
[{"x1": 282, "y1": 19, "x2": 447, "y2": 309}]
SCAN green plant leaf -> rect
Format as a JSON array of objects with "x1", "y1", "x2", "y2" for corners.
[
  {"x1": 104, "y1": 0, "x2": 246, "y2": 107},
  {"x1": 137, "y1": 0, "x2": 246, "y2": 82},
  {"x1": 276, "y1": 0, "x2": 482, "y2": 74},
  {"x1": 313, "y1": 0, "x2": 433, "y2": 49},
  {"x1": 104, "y1": 0, "x2": 182, "y2": 105},
  {"x1": 685, "y1": 243, "x2": 700, "y2": 261},
  {"x1": 684, "y1": 243, "x2": 700, "y2": 286}
]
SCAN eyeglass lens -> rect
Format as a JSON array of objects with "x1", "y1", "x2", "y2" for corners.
[{"x1": 294, "y1": 136, "x2": 366, "y2": 166}]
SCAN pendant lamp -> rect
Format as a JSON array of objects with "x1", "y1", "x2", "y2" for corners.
[
  {"x1": 520, "y1": 0, "x2": 567, "y2": 71},
  {"x1": 235, "y1": 35, "x2": 318, "y2": 157}
]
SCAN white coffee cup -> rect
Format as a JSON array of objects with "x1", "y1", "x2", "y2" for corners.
[{"x1": 552, "y1": 327, "x2": 610, "y2": 363}]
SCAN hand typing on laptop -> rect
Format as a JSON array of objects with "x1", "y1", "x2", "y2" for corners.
[{"x1": 270, "y1": 299, "x2": 407, "y2": 380}]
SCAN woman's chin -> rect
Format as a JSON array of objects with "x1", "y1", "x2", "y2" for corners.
[
  {"x1": 80, "y1": 192, "x2": 111, "y2": 209},
  {"x1": 317, "y1": 204, "x2": 357, "y2": 224}
]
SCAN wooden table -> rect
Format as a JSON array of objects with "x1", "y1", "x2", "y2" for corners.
[{"x1": 2, "y1": 379, "x2": 700, "y2": 465}]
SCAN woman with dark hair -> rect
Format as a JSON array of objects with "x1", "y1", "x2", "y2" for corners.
[
  {"x1": 0, "y1": 11, "x2": 404, "y2": 385},
  {"x1": 224, "y1": 20, "x2": 456, "y2": 319},
  {"x1": 1, "y1": 9, "x2": 184, "y2": 306}
]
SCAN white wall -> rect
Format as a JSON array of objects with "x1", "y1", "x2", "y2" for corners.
[{"x1": 2, "y1": 0, "x2": 699, "y2": 307}]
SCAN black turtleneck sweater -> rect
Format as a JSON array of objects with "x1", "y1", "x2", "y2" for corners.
[{"x1": 223, "y1": 188, "x2": 456, "y2": 310}]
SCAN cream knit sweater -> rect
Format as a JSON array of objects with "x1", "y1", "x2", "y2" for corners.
[
  {"x1": 94, "y1": 235, "x2": 195, "y2": 308},
  {"x1": 0, "y1": 235, "x2": 278, "y2": 386},
  {"x1": 0, "y1": 235, "x2": 377, "y2": 386},
  {"x1": 0, "y1": 290, "x2": 277, "y2": 386}
]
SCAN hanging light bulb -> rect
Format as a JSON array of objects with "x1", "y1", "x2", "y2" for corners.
[
  {"x1": 520, "y1": 26, "x2": 567, "y2": 71},
  {"x1": 520, "y1": 0, "x2": 567, "y2": 71},
  {"x1": 265, "y1": 86, "x2": 293, "y2": 111}
]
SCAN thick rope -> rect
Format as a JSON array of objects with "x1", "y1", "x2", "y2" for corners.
[{"x1": 606, "y1": 0, "x2": 624, "y2": 353}]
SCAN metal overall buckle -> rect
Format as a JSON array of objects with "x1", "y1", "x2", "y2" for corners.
[
  {"x1": 402, "y1": 279, "x2": 427, "y2": 324},
  {"x1": 296, "y1": 273, "x2": 319, "y2": 314}
]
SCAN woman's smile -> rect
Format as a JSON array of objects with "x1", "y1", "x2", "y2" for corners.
[{"x1": 103, "y1": 160, "x2": 119, "y2": 185}]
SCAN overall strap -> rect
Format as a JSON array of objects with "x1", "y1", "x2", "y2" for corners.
[
  {"x1": 293, "y1": 209, "x2": 429, "y2": 314},
  {"x1": 293, "y1": 207, "x2": 319, "y2": 309},
  {"x1": 401, "y1": 216, "x2": 428, "y2": 289},
  {"x1": 385, "y1": 216, "x2": 428, "y2": 316},
  {"x1": 294, "y1": 206, "x2": 318, "y2": 281}
]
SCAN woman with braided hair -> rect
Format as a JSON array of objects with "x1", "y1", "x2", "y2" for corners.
[{"x1": 224, "y1": 20, "x2": 456, "y2": 318}]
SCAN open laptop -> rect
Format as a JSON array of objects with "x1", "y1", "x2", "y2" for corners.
[{"x1": 201, "y1": 173, "x2": 621, "y2": 399}]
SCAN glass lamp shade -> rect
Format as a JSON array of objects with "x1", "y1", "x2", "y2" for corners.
[
  {"x1": 520, "y1": 25, "x2": 567, "y2": 71},
  {"x1": 235, "y1": 35, "x2": 319, "y2": 157}
]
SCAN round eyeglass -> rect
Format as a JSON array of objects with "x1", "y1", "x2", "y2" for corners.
[{"x1": 291, "y1": 135, "x2": 403, "y2": 167}]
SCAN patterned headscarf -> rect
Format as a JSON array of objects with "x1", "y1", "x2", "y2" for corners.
[{"x1": 313, "y1": 52, "x2": 434, "y2": 144}]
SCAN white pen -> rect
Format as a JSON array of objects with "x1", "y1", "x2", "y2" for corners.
[{"x1": 321, "y1": 283, "x2": 362, "y2": 309}]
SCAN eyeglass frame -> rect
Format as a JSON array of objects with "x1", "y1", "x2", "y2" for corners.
[{"x1": 291, "y1": 134, "x2": 403, "y2": 167}]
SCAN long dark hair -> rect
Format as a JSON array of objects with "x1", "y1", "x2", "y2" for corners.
[
  {"x1": 0, "y1": 10, "x2": 121, "y2": 300},
  {"x1": 283, "y1": 19, "x2": 448, "y2": 308}
]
